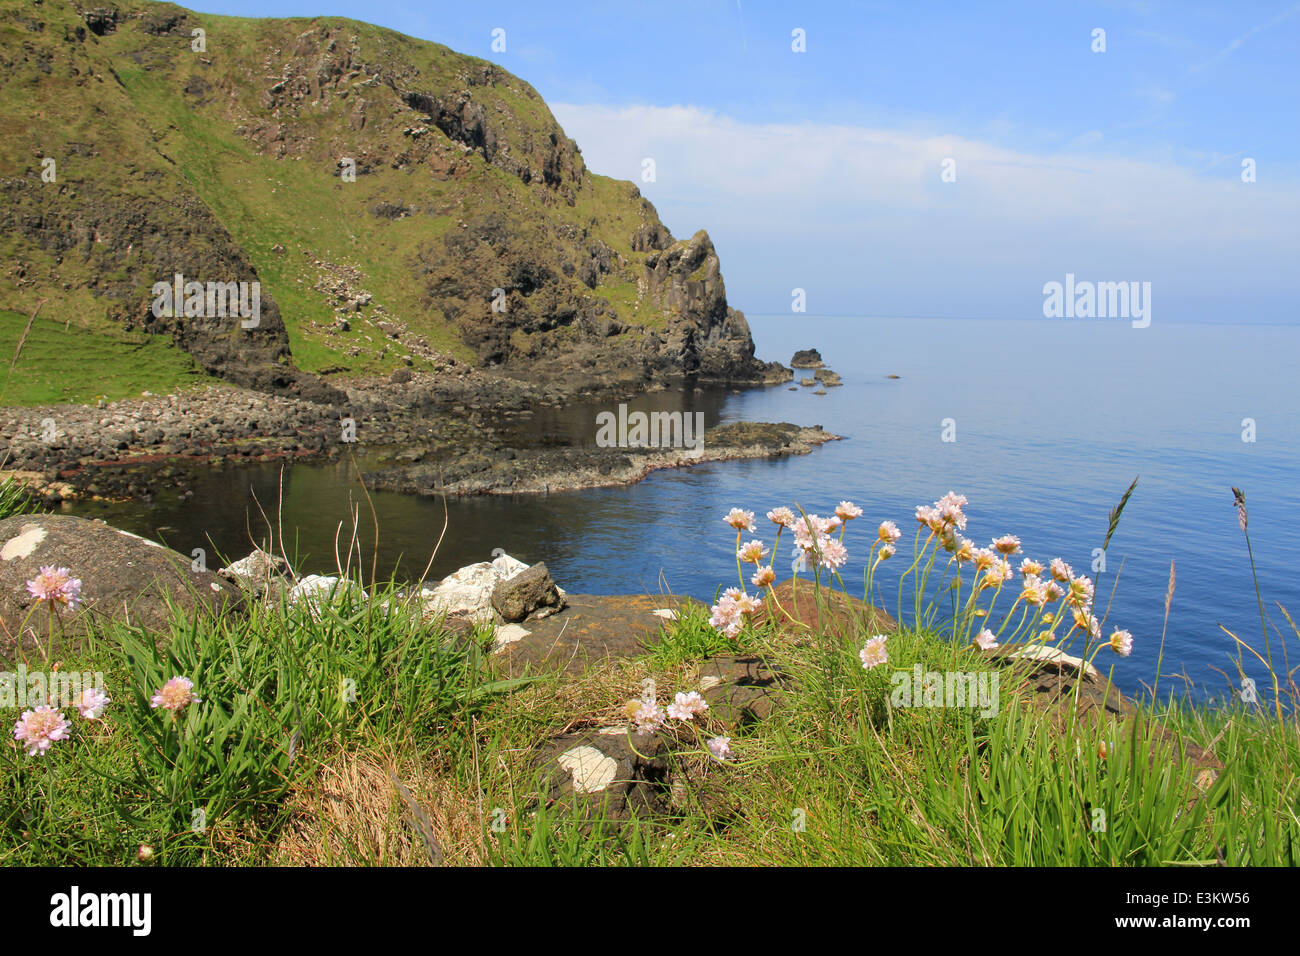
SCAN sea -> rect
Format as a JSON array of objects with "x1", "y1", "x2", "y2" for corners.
[{"x1": 67, "y1": 314, "x2": 1300, "y2": 704}]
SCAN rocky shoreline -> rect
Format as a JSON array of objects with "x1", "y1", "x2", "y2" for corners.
[{"x1": 0, "y1": 361, "x2": 820, "y2": 502}]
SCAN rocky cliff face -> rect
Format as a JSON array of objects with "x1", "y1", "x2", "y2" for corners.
[{"x1": 0, "y1": 1, "x2": 777, "y2": 402}]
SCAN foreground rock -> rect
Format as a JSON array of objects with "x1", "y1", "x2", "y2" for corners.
[
  {"x1": 491, "y1": 562, "x2": 564, "y2": 622},
  {"x1": 367, "y1": 422, "x2": 842, "y2": 496},
  {"x1": 0, "y1": 514, "x2": 241, "y2": 659}
]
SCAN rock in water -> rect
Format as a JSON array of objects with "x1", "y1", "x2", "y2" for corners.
[
  {"x1": 0, "y1": 514, "x2": 241, "y2": 659},
  {"x1": 491, "y1": 561, "x2": 564, "y2": 622},
  {"x1": 790, "y1": 348, "x2": 824, "y2": 368}
]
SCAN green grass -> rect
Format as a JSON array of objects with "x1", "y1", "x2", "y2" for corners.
[
  {"x1": 0, "y1": 310, "x2": 211, "y2": 405},
  {"x1": 4, "y1": 483, "x2": 1298, "y2": 866}
]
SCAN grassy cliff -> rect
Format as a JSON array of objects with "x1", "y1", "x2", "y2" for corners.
[{"x1": 0, "y1": 1, "x2": 765, "y2": 405}]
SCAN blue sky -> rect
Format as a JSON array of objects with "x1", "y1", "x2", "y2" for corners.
[{"x1": 198, "y1": 1, "x2": 1300, "y2": 323}]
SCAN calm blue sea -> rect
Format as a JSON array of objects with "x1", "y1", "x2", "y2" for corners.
[{"x1": 73, "y1": 315, "x2": 1300, "y2": 704}]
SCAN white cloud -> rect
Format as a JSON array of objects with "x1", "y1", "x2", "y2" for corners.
[{"x1": 553, "y1": 103, "x2": 1300, "y2": 318}]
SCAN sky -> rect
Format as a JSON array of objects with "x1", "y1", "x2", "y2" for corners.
[{"x1": 196, "y1": 1, "x2": 1300, "y2": 323}]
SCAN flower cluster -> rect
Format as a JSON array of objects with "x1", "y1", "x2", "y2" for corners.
[
  {"x1": 150, "y1": 676, "x2": 201, "y2": 712},
  {"x1": 626, "y1": 686, "x2": 731, "y2": 762},
  {"x1": 25, "y1": 566, "x2": 83, "y2": 611},
  {"x1": 12, "y1": 683, "x2": 112, "y2": 758},
  {"x1": 13, "y1": 673, "x2": 199, "y2": 758}
]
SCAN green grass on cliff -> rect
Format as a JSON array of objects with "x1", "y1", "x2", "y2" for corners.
[
  {"x1": 0, "y1": 2, "x2": 681, "y2": 403},
  {"x1": 2, "y1": 556, "x2": 1296, "y2": 867},
  {"x1": 0, "y1": 309, "x2": 210, "y2": 406}
]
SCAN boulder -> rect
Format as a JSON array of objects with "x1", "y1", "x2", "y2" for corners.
[
  {"x1": 790, "y1": 348, "x2": 824, "y2": 368},
  {"x1": 490, "y1": 561, "x2": 564, "y2": 622},
  {"x1": 0, "y1": 514, "x2": 241, "y2": 659},
  {"x1": 533, "y1": 727, "x2": 672, "y2": 821},
  {"x1": 218, "y1": 548, "x2": 290, "y2": 596},
  {"x1": 416, "y1": 551, "x2": 530, "y2": 624}
]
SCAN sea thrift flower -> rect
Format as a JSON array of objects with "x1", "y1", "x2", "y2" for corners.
[
  {"x1": 709, "y1": 597, "x2": 743, "y2": 638},
  {"x1": 137, "y1": 845, "x2": 155, "y2": 862},
  {"x1": 835, "y1": 501, "x2": 863, "y2": 521},
  {"x1": 737, "y1": 540, "x2": 768, "y2": 564},
  {"x1": 767, "y1": 507, "x2": 796, "y2": 529},
  {"x1": 25, "y1": 566, "x2": 83, "y2": 611},
  {"x1": 1021, "y1": 576, "x2": 1048, "y2": 607},
  {"x1": 974, "y1": 629, "x2": 999, "y2": 650},
  {"x1": 954, "y1": 537, "x2": 975, "y2": 563},
  {"x1": 75, "y1": 686, "x2": 110, "y2": 720},
  {"x1": 991, "y1": 535, "x2": 1021, "y2": 556},
  {"x1": 1072, "y1": 608, "x2": 1101, "y2": 639},
  {"x1": 751, "y1": 565, "x2": 776, "y2": 588},
  {"x1": 725, "y1": 508, "x2": 756, "y2": 532},
  {"x1": 972, "y1": 548, "x2": 996, "y2": 572},
  {"x1": 632, "y1": 700, "x2": 666, "y2": 735},
  {"x1": 1044, "y1": 581, "x2": 1064, "y2": 603},
  {"x1": 877, "y1": 544, "x2": 896, "y2": 560},
  {"x1": 936, "y1": 492, "x2": 969, "y2": 530},
  {"x1": 818, "y1": 538, "x2": 848, "y2": 570},
  {"x1": 915, "y1": 505, "x2": 942, "y2": 534},
  {"x1": 1020, "y1": 558, "x2": 1044, "y2": 577},
  {"x1": 1108, "y1": 629, "x2": 1134, "y2": 657},
  {"x1": 859, "y1": 635, "x2": 889, "y2": 670},
  {"x1": 706, "y1": 736, "x2": 733, "y2": 762},
  {"x1": 13, "y1": 706, "x2": 70, "y2": 756},
  {"x1": 877, "y1": 521, "x2": 902, "y2": 544},
  {"x1": 1066, "y1": 575, "x2": 1095, "y2": 609},
  {"x1": 150, "y1": 676, "x2": 200, "y2": 712},
  {"x1": 1049, "y1": 559, "x2": 1073, "y2": 583},
  {"x1": 667, "y1": 691, "x2": 709, "y2": 721}
]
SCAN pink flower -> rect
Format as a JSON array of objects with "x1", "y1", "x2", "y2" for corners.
[
  {"x1": 877, "y1": 521, "x2": 902, "y2": 544},
  {"x1": 954, "y1": 537, "x2": 975, "y2": 563},
  {"x1": 1049, "y1": 559, "x2": 1073, "y2": 583},
  {"x1": 877, "y1": 544, "x2": 896, "y2": 560},
  {"x1": 706, "y1": 736, "x2": 733, "y2": 761},
  {"x1": 632, "y1": 700, "x2": 666, "y2": 735},
  {"x1": 767, "y1": 507, "x2": 797, "y2": 529},
  {"x1": 1020, "y1": 558, "x2": 1044, "y2": 577},
  {"x1": 1108, "y1": 629, "x2": 1134, "y2": 657},
  {"x1": 737, "y1": 540, "x2": 768, "y2": 564},
  {"x1": 13, "y1": 706, "x2": 70, "y2": 756},
  {"x1": 1044, "y1": 581, "x2": 1064, "y2": 603},
  {"x1": 1072, "y1": 608, "x2": 1101, "y2": 639},
  {"x1": 936, "y1": 492, "x2": 969, "y2": 530},
  {"x1": 835, "y1": 501, "x2": 863, "y2": 521},
  {"x1": 751, "y1": 566, "x2": 776, "y2": 588},
  {"x1": 150, "y1": 676, "x2": 201, "y2": 712},
  {"x1": 667, "y1": 691, "x2": 709, "y2": 721},
  {"x1": 915, "y1": 505, "x2": 942, "y2": 533},
  {"x1": 818, "y1": 538, "x2": 848, "y2": 570},
  {"x1": 974, "y1": 629, "x2": 999, "y2": 650},
  {"x1": 725, "y1": 508, "x2": 756, "y2": 532},
  {"x1": 25, "y1": 566, "x2": 82, "y2": 611},
  {"x1": 709, "y1": 599, "x2": 743, "y2": 638},
  {"x1": 991, "y1": 535, "x2": 1021, "y2": 556},
  {"x1": 75, "y1": 686, "x2": 111, "y2": 720},
  {"x1": 1066, "y1": 575, "x2": 1095, "y2": 609},
  {"x1": 859, "y1": 635, "x2": 889, "y2": 670},
  {"x1": 1021, "y1": 575, "x2": 1048, "y2": 607}
]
